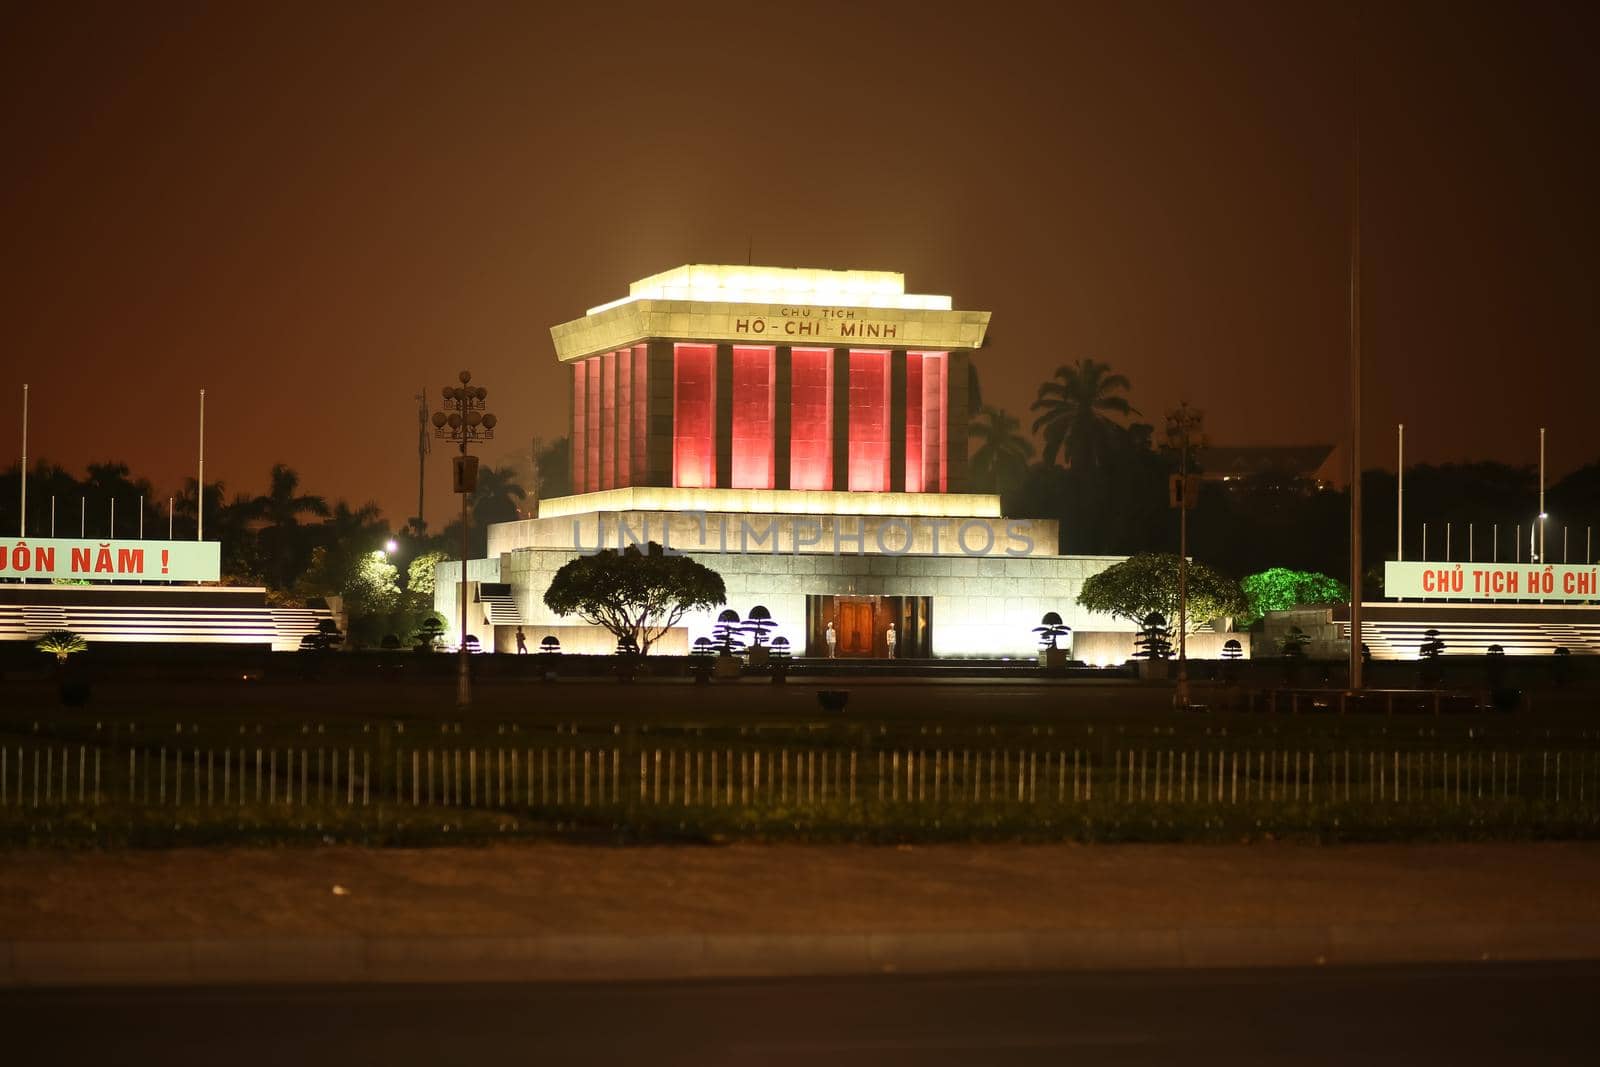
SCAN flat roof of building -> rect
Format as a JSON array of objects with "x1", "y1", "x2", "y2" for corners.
[{"x1": 551, "y1": 264, "x2": 991, "y2": 362}]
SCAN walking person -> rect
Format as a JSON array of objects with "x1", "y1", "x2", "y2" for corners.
[
  {"x1": 825, "y1": 620, "x2": 837, "y2": 659},
  {"x1": 885, "y1": 621, "x2": 897, "y2": 659},
  {"x1": 515, "y1": 626, "x2": 528, "y2": 654}
]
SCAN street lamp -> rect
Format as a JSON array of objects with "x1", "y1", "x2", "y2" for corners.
[
  {"x1": 384, "y1": 538, "x2": 399, "y2": 555},
  {"x1": 431, "y1": 370, "x2": 497, "y2": 707},
  {"x1": 1164, "y1": 402, "x2": 1205, "y2": 712}
]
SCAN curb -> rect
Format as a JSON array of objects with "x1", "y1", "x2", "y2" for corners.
[{"x1": 4, "y1": 922, "x2": 1600, "y2": 988}]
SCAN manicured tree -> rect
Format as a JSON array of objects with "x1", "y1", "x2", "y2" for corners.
[
  {"x1": 1419, "y1": 628, "x2": 1446, "y2": 687},
  {"x1": 1078, "y1": 553, "x2": 1247, "y2": 632},
  {"x1": 300, "y1": 618, "x2": 344, "y2": 652},
  {"x1": 1133, "y1": 613, "x2": 1173, "y2": 661},
  {"x1": 543, "y1": 542, "x2": 726, "y2": 655},
  {"x1": 413, "y1": 613, "x2": 446, "y2": 651},
  {"x1": 35, "y1": 629, "x2": 87, "y2": 667},
  {"x1": 1032, "y1": 611, "x2": 1071, "y2": 650},
  {"x1": 1239, "y1": 568, "x2": 1349, "y2": 628},
  {"x1": 743, "y1": 605, "x2": 775, "y2": 647},
  {"x1": 713, "y1": 609, "x2": 746, "y2": 655}
]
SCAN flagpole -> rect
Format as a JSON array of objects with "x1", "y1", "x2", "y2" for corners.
[
  {"x1": 19, "y1": 384, "x2": 28, "y2": 537},
  {"x1": 197, "y1": 388, "x2": 206, "y2": 542}
]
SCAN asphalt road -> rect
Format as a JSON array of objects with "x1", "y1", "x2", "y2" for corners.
[{"x1": 4, "y1": 963, "x2": 1596, "y2": 1066}]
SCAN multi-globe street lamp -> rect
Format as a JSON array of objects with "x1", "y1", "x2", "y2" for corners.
[{"x1": 430, "y1": 371, "x2": 497, "y2": 706}]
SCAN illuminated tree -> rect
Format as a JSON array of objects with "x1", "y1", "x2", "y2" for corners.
[
  {"x1": 544, "y1": 542, "x2": 726, "y2": 655},
  {"x1": 406, "y1": 550, "x2": 450, "y2": 599},
  {"x1": 1077, "y1": 553, "x2": 1246, "y2": 632},
  {"x1": 35, "y1": 629, "x2": 87, "y2": 666},
  {"x1": 1239, "y1": 568, "x2": 1348, "y2": 627}
]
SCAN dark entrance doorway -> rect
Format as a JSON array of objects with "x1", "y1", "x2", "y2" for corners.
[{"x1": 806, "y1": 594, "x2": 931, "y2": 658}]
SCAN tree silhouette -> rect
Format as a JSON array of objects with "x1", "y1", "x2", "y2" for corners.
[
  {"x1": 252, "y1": 464, "x2": 329, "y2": 589},
  {"x1": 968, "y1": 406, "x2": 1034, "y2": 498},
  {"x1": 1029, "y1": 359, "x2": 1137, "y2": 470}
]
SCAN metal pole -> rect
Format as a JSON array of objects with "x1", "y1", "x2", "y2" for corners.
[
  {"x1": 50, "y1": 496, "x2": 55, "y2": 537},
  {"x1": 1538, "y1": 427, "x2": 1546, "y2": 563},
  {"x1": 1177, "y1": 419, "x2": 1189, "y2": 709},
  {"x1": 197, "y1": 388, "x2": 206, "y2": 542},
  {"x1": 169, "y1": 497, "x2": 174, "y2": 539},
  {"x1": 1347, "y1": 112, "x2": 1363, "y2": 689},
  {"x1": 110, "y1": 498, "x2": 115, "y2": 539},
  {"x1": 19, "y1": 384, "x2": 27, "y2": 537},
  {"x1": 1396, "y1": 422, "x2": 1403, "y2": 561},
  {"x1": 1469, "y1": 522, "x2": 1474, "y2": 563},
  {"x1": 458, "y1": 418, "x2": 471, "y2": 708},
  {"x1": 139, "y1": 494, "x2": 144, "y2": 539},
  {"x1": 79, "y1": 497, "x2": 85, "y2": 537}
]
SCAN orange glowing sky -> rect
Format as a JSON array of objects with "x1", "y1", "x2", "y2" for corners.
[{"x1": 2, "y1": 1, "x2": 1597, "y2": 530}]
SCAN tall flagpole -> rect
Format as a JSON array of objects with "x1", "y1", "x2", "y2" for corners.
[
  {"x1": 1348, "y1": 109, "x2": 1364, "y2": 689},
  {"x1": 197, "y1": 388, "x2": 206, "y2": 542},
  {"x1": 1396, "y1": 423, "x2": 1404, "y2": 561},
  {"x1": 1538, "y1": 427, "x2": 1546, "y2": 563},
  {"x1": 19, "y1": 384, "x2": 28, "y2": 537}
]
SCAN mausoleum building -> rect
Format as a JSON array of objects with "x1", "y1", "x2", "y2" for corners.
[{"x1": 436, "y1": 265, "x2": 1138, "y2": 659}]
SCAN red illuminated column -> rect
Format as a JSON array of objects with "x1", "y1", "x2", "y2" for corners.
[
  {"x1": 788, "y1": 348, "x2": 833, "y2": 490},
  {"x1": 585, "y1": 357, "x2": 601, "y2": 492},
  {"x1": 630, "y1": 345, "x2": 649, "y2": 487},
  {"x1": 672, "y1": 344, "x2": 716, "y2": 489},
  {"x1": 904, "y1": 353, "x2": 925, "y2": 493},
  {"x1": 889, "y1": 350, "x2": 907, "y2": 493},
  {"x1": 600, "y1": 351, "x2": 615, "y2": 490},
  {"x1": 847, "y1": 350, "x2": 890, "y2": 492},
  {"x1": 731, "y1": 346, "x2": 775, "y2": 489},
  {"x1": 914, "y1": 351, "x2": 948, "y2": 492}
]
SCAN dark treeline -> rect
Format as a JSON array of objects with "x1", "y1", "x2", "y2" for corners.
[
  {"x1": 968, "y1": 360, "x2": 1600, "y2": 592},
  {"x1": 3, "y1": 379, "x2": 1595, "y2": 608}
]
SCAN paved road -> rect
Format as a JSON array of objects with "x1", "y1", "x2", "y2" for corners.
[{"x1": 4, "y1": 963, "x2": 1596, "y2": 1066}]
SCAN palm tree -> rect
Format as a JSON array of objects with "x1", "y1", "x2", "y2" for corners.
[
  {"x1": 968, "y1": 406, "x2": 1034, "y2": 495},
  {"x1": 251, "y1": 464, "x2": 329, "y2": 589},
  {"x1": 471, "y1": 465, "x2": 527, "y2": 529},
  {"x1": 35, "y1": 629, "x2": 87, "y2": 666},
  {"x1": 1029, "y1": 359, "x2": 1137, "y2": 470}
]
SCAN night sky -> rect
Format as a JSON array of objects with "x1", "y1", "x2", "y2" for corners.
[{"x1": 2, "y1": 1, "x2": 1596, "y2": 531}]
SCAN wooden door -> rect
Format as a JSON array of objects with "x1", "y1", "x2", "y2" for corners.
[{"x1": 838, "y1": 599, "x2": 875, "y2": 656}]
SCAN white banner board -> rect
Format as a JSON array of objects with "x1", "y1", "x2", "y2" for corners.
[
  {"x1": 1385, "y1": 560, "x2": 1600, "y2": 601},
  {"x1": 0, "y1": 538, "x2": 221, "y2": 582}
]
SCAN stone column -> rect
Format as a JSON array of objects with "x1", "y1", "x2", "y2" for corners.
[
  {"x1": 715, "y1": 344, "x2": 733, "y2": 490},
  {"x1": 945, "y1": 350, "x2": 970, "y2": 493},
  {"x1": 889, "y1": 349, "x2": 907, "y2": 493},
  {"x1": 568, "y1": 361, "x2": 583, "y2": 495},
  {"x1": 831, "y1": 347, "x2": 851, "y2": 492},
  {"x1": 774, "y1": 346, "x2": 792, "y2": 491},
  {"x1": 646, "y1": 342, "x2": 675, "y2": 487}
]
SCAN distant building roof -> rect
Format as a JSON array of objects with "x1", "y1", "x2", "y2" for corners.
[{"x1": 1195, "y1": 445, "x2": 1337, "y2": 481}]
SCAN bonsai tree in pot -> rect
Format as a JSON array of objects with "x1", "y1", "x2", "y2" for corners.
[
  {"x1": 1032, "y1": 612, "x2": 1072, "y2": 669},
  {"x1": 743, "y1": 605, "x2": 775, "y2": 667},
  {"x1": 712, "y1": 609, "x2": 745, "y2": 679}
]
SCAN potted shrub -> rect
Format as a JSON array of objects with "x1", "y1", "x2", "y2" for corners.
[
  {"x1": 744, "y1": 605, "x2": 775, "y2": 667},
  {"x1": 713, "y1": 609, "x2": 745, "y2": 679},
  {"x1": 1033, "y1": 612, "x2": 1072, "y2": 669},
  {"x1": 1134, "y1": 612, "x2": 1174, "y2": 680}
]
